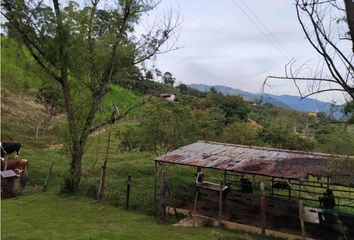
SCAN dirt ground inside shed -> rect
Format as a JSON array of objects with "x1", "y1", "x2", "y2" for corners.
[{"x1": 177, "y1": 188, "x2": 353, "y2": 240}]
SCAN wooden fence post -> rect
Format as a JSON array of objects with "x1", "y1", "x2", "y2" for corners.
[
  {"x1": 42, "y1": 159, "x2": 54, "y2": 192},
  {"x1": 97, "y1": 124, "x2": 113, "y2": 201},
  {"x1": 126, "y1": 176, "x2": 131, "y2": 210}
]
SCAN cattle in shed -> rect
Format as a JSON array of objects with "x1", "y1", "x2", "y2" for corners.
[
  {"x1": 273, "y1": 181, "x2": 292, "y2": 190},
  {"x1": 240, "y1": 178, "x2": 253, "y2": 193}
]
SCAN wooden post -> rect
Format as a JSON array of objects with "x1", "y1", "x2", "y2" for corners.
[
  {"x1": 126, "y1": 176, "x2": 131, "y2": 210},
  {"x1": 42, "y1": 159, "x2": 54, "y2": 192},
  {"x1": 160, "y1": 171, "x2": 167, "y2": 220},
  {"x1": 97, "y1": 124, "x2": 113, "y2": 201},
  {"x1": 4, "y1": 158, "x2": 8, "y2": 171},
  {"x1": 223, "y1": 170, "x2": 227, "y2": 185},
  {"x1": 192, "y1": 187, "x2": 199, "y2": 227},
  {"x1": 166, "y1": 183, "x2": 179, "y2": 221},
  {"x1": 327, "y1": 177, "x2": 330, "y2": 189},
  {"x1": 218, "y1": 181, "x2": 223, "y2": 224},
  {"x1": 154, "y1": 161, "x2": 158, "y2": 216},
  {"x1": 288, "y1": 179, "x2": 292, "y2": 200},
  {"x1": 35, "y1": 123, "x2": 40, "y2": 139},
  {"x1": 299, "y1": 200, "x2": 306, "y2": 240},
  {"x1": 298, "y1": 179, "x2": 301, "y2": 199},
  {"x1": 260, "y1": 181, "x2": 266, "y2": 236},
  {"x1": 271, "y1": 177, "x2": 274, "y2": 197}
]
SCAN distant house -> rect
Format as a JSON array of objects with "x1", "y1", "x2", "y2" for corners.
[
  {"x1": 160, "y1": 93, "x2": 176, "y2": 102},
  {"x1": 308, "y1": 112, "x2": 317, "y2": 117}
]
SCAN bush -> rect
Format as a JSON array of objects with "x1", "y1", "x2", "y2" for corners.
[{"x1": 223, "y1": 121, "x2": 261, "y2": 146}]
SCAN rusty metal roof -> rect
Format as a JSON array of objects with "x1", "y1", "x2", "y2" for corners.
[{"x1": 155, "y1": 141, "x2": 353, "y2": 179}]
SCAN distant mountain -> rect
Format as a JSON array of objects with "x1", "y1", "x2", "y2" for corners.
[{"x1": 188, "y1": 83, "x2": 343, "y2": 117}]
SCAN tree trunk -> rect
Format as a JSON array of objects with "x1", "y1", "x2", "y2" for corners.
[
  {"x1": 345, "y1": 0, "x2": 354, "y2": 53},
  {"x1": 63, "y1": 140, "x2": 83, "y2": 193},
  {"x1": 61, "y1": 72, "x2": 83, "y2": 193}
]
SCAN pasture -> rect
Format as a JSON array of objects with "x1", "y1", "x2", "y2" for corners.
[
  {"x1": 1, "y1": 117, "x2": 273, "y2": 239},
  {"x1": 2, "y1": 193, "x2": 253, "y2": 240}
]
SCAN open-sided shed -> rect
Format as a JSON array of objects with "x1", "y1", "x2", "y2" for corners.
[
  {"x1": 155, "y1": 141, "x2": 351, "y2": 179},
  {"x1": 154, "y1": 141, "x2": 354, "y2": 239}
]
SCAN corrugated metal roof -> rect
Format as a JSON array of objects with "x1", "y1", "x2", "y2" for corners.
[{"x1": 155, "y1": 141, "x2": 352, "y2": 179}]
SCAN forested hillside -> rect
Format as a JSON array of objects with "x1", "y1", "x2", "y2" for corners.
[{"x1": 2, "y1": 36, "x2": 354, "y2": 156}]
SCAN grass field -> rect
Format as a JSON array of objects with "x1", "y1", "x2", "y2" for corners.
[
  {"x1": 0, "y1": 105, "x2": 269, "y2": 240},
  {"x1": 2, "y1": 193, "x2": 257, "y2": 240}
]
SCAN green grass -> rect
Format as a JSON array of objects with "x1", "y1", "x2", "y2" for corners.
[
  {"x1": 2, "y1": 193, "x2": 255, "y2": 240},
  {"x1": 1, "y1": 139, "x2": 274, "y2": 240},
  {"x1": 1, "y1": 37, "x2": 44, "y2": 91}
]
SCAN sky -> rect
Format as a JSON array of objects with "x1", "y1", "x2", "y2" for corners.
[{"x1": 138, "y1": 0, "x2": 352, "y2": 103}]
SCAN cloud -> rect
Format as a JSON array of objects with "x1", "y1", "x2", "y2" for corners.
[{"x1": 148, "y1": 0, "x2": 347, "y2": 103}]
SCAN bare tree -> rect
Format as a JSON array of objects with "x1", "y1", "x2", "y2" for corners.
[
  {"x1": 264, "y1": 0, "x2": 354, "y2": 101},
  {"x1": 2, "y1": 0, "x2": 179, "y2": 193}
]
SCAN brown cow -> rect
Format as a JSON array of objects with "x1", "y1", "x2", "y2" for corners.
[{"x1": 1, "y1": 158, "x2": 28, "y2": 187}]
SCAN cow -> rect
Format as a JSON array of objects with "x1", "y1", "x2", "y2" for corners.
[
  {"x1": 273, "y1": 181, "x2": 292, "y2": 190},
  {"x1": 240, "y1": 178, "x2": 253, "y2": 193},
  {"x1": 1, "y1": 158, "x2": 28, "y2": 188},
  {"x1": 1, "y1": 142, "x2": 21, "y2": 158}
]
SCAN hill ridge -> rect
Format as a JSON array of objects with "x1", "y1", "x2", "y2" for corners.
[{"x1": 188, "y1": 83, "x2": 342, "y2": 117}]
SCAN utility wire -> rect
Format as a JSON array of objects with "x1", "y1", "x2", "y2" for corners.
[
  {"x1": 230, "y1": 0, "x2": 292, "y2": 61},
  {"x1": 239, "y1": 0, "x2": 293, "y2": 60}
]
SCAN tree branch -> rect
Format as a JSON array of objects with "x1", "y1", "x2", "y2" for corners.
[{"x1": 89, "y1": 101, "x2": 145, "y2": 134}]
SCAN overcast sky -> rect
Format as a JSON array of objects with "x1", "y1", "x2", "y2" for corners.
[{"x1": 138, "y1": 0, "x2": 351, "y2": 103}]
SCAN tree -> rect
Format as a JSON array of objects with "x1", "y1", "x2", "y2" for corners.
[
  {"x1": 36, "y1": 82, "x2": 64, "y2": 134},
  {"x1": 2, "y1": 0, "x2": 179, "y2": 193},
  {"x1": 264, "y1": 0, "x2": 354, "y2": 101},
  {"x1": 209, "y1": 86, "x2": 218, "y2": 94},
  {"x1": 192, "y1": 107, "x2": 225, "y2": 140},
  {"x1": 259, "y1": 127, "x2": 314, "y2": 151},
  {"x1": 221, "y1": 95, "x2": 251, "y2": 124},
  {"x1": 223, "y1": 121, "x2": 260, "y2": 146},
  {"x1": 119, "y1": 100, "x2": 198, "y2": 153},
  {"x1": 176, "y1": 83, "x2": 189, "y2": 93},
  {"x1": 162, "y1": 71, "x2": 175, "y2": 86},
  {"x1": 145, "y1": 70, "x2": 154, "y2": 81}
]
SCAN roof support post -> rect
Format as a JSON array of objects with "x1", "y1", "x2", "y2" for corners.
[
  {"x1": 192, "y1": 186, "x2": 199, "y2": 227},
  {"x1": 271, "y1": 177, "x2": 274, "y2": 197},
  {"x1": 218, "y1": 180, "x2": 223, "y2": 224},
  {"x1": 154, "y1": 161, "x2": 159, "y2": 216},
  {"x1": 260, "y1": 182, "x2": 266, "y2": 236},
  {"x1": 223, "y1": 170, "x2": 227, "y2": 185},
  {"x1": 298, "y1": 179, "x2": 301, "y2": 199}
]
